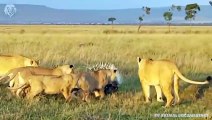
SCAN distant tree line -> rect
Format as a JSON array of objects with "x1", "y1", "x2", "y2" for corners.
[{"x1": 107, "y1": 2, "x2": 212, "y2": 32}]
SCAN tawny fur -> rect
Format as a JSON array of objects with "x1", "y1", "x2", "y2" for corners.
[
  {"x1": 0, "y1": 65, "x2": 74, "y2": 97},
  {"x1": 0, "y1": 55, "x2": 38, "y2": 76},
  {"x1": 137, "y1": 57, "x2": 209, "y2": 107},
  {"x1": 9, "y1": 73, "x2": 78, "y2": 101},
  {"x1": 75, "y1": 69, "x2": 118, "y2": 102}
]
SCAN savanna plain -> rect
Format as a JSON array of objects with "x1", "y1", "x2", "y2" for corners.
[{"x1": 0, "y1": 25, "x2": 211, "y2": 120}]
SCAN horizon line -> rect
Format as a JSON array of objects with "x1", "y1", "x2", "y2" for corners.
[{"x1": 0, "y1": 3, "x2": 210, "y2": 11}]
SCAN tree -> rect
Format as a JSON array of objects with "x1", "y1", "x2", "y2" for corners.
[
  {"x1": 185, "y1": 3, "x2": 200, "y2": 25},
  {"x1": 137, "y1": 16, "x2": 144, "y2": 32},
  {"x1": 137, "y1": 6, "x2": 151, "y2": 32},
  {"x1": 176, "y1": 6, "x2": 181, "y2": 11},
  {"x1": 171, "y1": 4, "x2": 181, "y2": 12},
  {"x1": 108, "y1": 17, "x2": 116, "y2": 25},
  {"x1": 163, "y1": 5, "x2": 181, "y2": 32},
  {"x1": 142, "y1": 7, "x2": 151, "y2": 15},
  {"x1": 163, "y1": 11, "x2": 173, "y2": 32},
  {"x1": 171, "y1": 4, "x2": 176, "y2": 11},
  {"x1": 138, "y1": 16, "x2": 143, "y2": 24},
  {"x1": 209, "y1": 1, "x2": 212, "y2": 6}
]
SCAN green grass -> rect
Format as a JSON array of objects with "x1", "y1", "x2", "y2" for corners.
[{"x1": 0, "y1": 25, "x2": 211, "y2": 120}]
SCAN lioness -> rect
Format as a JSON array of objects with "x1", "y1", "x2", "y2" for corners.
[
  {"x1": 74, "y1": 63, "x2": 120, "y2": 101},
  {"x1": 0, "y1": 65, "x2": 74, "y2": 97},
  {"x1": 137, "y1": 57, "x2": 209, "y2": 107},
  {"x1": 9, "y1": 73, "x2": 78, "y2": 101},
  {"x1": 0, "y1": 55, "x2": 38, "y2": 76}
]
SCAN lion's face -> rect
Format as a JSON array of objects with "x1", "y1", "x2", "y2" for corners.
[
  {"x1": 60, "y1": 65, "x2": 74, "y2": 74},
  {"x1": 24, "y1": 59, "x2": 39, "y2": 67},
  {"x1": 104, "y1": 69, "x2": 120, "y2": 95},
  {"x1": 110, "y1": 69, "x2": 117, "y2": 81},
  {"x1": 108, "y1": 69, "x2": 122, "y2": 85}
]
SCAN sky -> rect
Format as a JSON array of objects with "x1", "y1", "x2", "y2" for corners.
[{"x1": 0, "y1": 0, "x2": 211, "y2": 10}]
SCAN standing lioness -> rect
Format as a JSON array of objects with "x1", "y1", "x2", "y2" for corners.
[
  {"x1": 137, "y1": 57, "x2": 209, "y2": 107},
  {"x1": 0, "y1": 55, "x2": 38, "y2": 76}
]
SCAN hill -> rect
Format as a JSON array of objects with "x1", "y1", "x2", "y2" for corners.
[{"x1": 0, "y1": 4, "x2": 212, "y2": 24}]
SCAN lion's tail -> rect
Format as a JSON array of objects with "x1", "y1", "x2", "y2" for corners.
[
  {"x1": 174, "y1": 66, "x2": 209, "y2": 85},
  {"x1": 7, "y1": 83, "x2": 28, "y2": 90},
  {"x1": 0, "y1": 68, "x2": 19, "y2": 84}
]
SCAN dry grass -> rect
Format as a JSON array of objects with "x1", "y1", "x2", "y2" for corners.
[{"x1": 0, "y1": 25, "x2": 211, "y2": 120}]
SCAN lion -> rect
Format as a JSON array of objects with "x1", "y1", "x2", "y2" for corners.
[
  {"x1": 0, "y1": 65, "x2": 74, "y2": 97},
  {"x1": 137, "y1": 57, "x2": 209, "y2": 107},
  {"x1": 9, "y1": 73, "x2": 78, "y2": 101},
  {"x1": 0, "y1": 55, "x2": 39, "y2": 76},
  {"x1": 73, "y1": 63, "x2": 120, "y2": 102}
]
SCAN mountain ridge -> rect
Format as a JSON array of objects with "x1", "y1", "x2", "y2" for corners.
[{"x1": 0, "y1": 4, "x2": 212, "y2": 24}]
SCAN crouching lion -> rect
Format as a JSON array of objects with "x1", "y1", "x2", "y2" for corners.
[
  {"x1": 0, "y1": 65, "x2": 74, "y2": 97},
  {"x1": 74, "y1": 63, "x2": 120, "y2": 102},
  {"x1": 0, "y1": 55, "x2": 39, "y2": 76},
  {"x1": 137, "y1": 57, "x2": 209, "y2": 107},
  {"x1": 9, "y1": 73, "x2": 78, "y2": 101}
]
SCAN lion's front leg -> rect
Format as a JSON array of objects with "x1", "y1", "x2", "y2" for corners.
[
  {"x1": 142, "y1": 83, "x2": 151, "y2": 103},
  {"x1": 99, "y1": 89, "x2": 105, "y2": 99},
  {"x1": 82, "y1": 90, "x2": 90, "y2": 102},
  {"x1": 62, "y1": 88, "x2": 72, "y2": 102}
]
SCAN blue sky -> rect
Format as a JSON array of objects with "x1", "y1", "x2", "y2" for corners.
[{"x1": 0, "y1": 0, "x2": 210, "y2": 10}]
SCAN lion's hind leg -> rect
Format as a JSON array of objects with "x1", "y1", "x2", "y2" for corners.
[
  {"x1": 26, "y1": 85, "x2": 43, "y2": 100},
  {"x1": 9, "y1": 75, "x2": 19, "y2": 96},
  {"x1": 161, "y1": 82, "x2": 174, "y2": 107},
  {"x1": 99, "y1": 89, "x2": 105, "y2": 99},
  {"x1": 16, "y1": 88, "x2": 23, "y2": 98},
  {"x1": 173, "y1": 74, "x2": 180, "y2": 105},
  {"x1": 154, "y1": 85, "x2": 164, "y2": 102},
  {"x1": 26, "y1": 90, "x2": 42, "y2": 100},
  {"x1": 9, "y1": 79, "x2": 15, "y2": 87}
]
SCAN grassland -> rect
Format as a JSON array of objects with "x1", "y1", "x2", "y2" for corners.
[{"x1": 0, "y1": 25, "x2": 211, "y2": 120}]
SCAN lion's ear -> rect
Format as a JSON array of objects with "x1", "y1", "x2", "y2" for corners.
[
  {"x1": 137, "y1": 57, "x2": 141, "y2": 63},
  {"x1": 30, "y1": 60, "x2": 34, "y2": 65},
  {"x1": 36, "y1": 60, "x2": 40, "y2": 65},
  {"x1": 70, "y1": 65, "x2": 74, "y2": 68}
]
